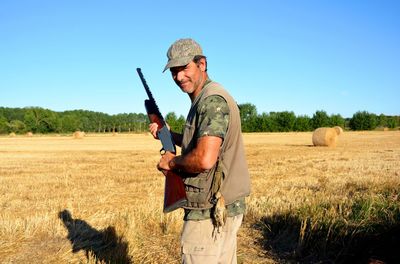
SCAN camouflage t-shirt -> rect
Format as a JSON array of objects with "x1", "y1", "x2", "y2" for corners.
[
  {"x1": 196, "y1": 95, "x2": 229, "y2": 139},
  {"x1": 184, "y1": 94, "x2": 246, "y2": 220}
]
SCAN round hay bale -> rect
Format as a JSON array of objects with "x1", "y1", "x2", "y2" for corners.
[
  {"x1": 312, "y1": 127, "x2": 337, "y2": 147},
  {"x1": 333, "y1": 126, "x2": 343, "y2": 135},
  {"x1": 73, "y1": 131, "x2": 85, "y2": 139},
  {"x1": 9, "y1": 132, "x2": 16, "y2": 137},
  {"x1": 26, "y1": 132, "x2": 33, "y2": 137}
]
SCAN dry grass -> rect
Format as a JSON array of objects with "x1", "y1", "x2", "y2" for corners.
[{"x1": 0, "y1": 131, "x2": 399, "y2": 263}]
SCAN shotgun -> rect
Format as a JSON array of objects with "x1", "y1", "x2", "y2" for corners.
[{"x1": 136, "y1": 68, "x2": 187, "y2": 213}]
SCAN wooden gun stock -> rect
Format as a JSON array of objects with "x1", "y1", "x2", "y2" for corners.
[{"x1": 163, "y1": 171, "x2": 187, "y2": 213}]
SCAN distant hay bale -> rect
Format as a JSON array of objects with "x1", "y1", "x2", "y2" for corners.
[
  {"x1": 376, "y1": 126, "x2": 389, "y2": 131},
  {"x1": 73, "y1": 131, "x2": 85, "y2": 139},
  {"x1": 26, "y1": 132, "x2": 33, "y2": 137},
  {"x1": 9, "y1": 132, "x2": 16, "y2": 137},
  {"x1": 333, "y1": 126, "x2": 343, "y2": 135},
  {"x1": 312, "y1": 127, "x2": 337, "y2": 147}
]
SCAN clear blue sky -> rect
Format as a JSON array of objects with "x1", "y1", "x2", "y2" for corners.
[{"x1": 1, "y1": 0, "x2": 399, "y2": 118}]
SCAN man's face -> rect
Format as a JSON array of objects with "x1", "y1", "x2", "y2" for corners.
[{"x1": 170, "y1": 60, "x2": 205, "y2": 95}]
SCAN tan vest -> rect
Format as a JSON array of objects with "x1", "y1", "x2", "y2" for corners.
[{"x1": 181, "y1": 81, "x2": 251, "y2": 209}]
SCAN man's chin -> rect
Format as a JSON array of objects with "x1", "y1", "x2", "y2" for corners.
[{"x1": 179, "y1": 85, "x2": 192, "y2": 93}]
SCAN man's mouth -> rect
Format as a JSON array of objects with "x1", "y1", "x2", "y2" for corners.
[{"x1": 179, "y1": 81, "x2": 189, "y2": 88}]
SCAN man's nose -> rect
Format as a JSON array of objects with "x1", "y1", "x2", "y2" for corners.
[{"x1": 176, "y1": 70, "x2": 185, "y2": 82}]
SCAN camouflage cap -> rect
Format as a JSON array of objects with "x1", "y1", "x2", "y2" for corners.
[{"x1": 163, "y1": 38, "x2": 203, "y2": 72}]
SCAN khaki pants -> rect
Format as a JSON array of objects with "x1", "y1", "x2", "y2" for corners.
[{"x1": 181, "y1": 214, "x2": 243, "y2": 264}]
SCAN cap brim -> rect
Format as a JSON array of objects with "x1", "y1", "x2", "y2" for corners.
[{"x1": 163, "y1": 56, "x2": 194, "y2": 73}]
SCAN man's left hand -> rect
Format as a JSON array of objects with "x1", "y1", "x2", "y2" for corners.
[{"x1": 157, "y1": 151, "x2": 176, "y2": 172}]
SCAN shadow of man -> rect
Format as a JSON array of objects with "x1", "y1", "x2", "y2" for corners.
[
  {"x1": 59, "y1": 209, "x2": 131, "y2": 263},
  {"x1": 255, "y1": 213, "x2": 400, "y2": 264}
]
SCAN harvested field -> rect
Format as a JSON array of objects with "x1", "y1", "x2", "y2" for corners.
[{"x1": 0, "y1": 131, "x2": 399, "y2": 263}]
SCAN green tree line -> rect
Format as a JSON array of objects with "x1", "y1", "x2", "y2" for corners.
[
  {"x1": 238, "y1": 103, "x2": 399, "y2": 132},
  {"x1": 0, "y1": 107, "x2": 150, "y2": 134},
  {"x1": 0, "y1": 105, "x2": 398, "y2": 135}
]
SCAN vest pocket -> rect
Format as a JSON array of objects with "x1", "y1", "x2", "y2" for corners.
[
  {"x1": 184, "y1": 174, "x2": 209, "y2": 192},
  {"x1": 184, "y1": 173, "x2": 213, "y2": 208}
]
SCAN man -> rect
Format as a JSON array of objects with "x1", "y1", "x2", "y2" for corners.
[{"x1": 149, "y1": 38, "x2": 251, "y2": 263}]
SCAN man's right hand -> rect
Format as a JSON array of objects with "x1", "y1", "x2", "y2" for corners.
[
  {"x1": 149, "y1": 122, "x2": 159, "y2": 139},
  {"x1": 149, "y1": 122, "x2": 171, "y2": 140}
]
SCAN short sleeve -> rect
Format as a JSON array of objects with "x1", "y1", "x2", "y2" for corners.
[{"x1": 196, "y1": 95, "x2": 229, "y2": 139}]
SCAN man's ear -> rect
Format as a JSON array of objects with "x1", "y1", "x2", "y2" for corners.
[{"x1": 198, "y1": 58, "x2": 207, "y2": 72}]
